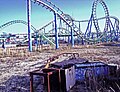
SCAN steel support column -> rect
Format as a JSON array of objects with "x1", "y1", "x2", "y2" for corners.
[
  {"x1": 116, "y1": 29, "x2": 119, "y2": 41},
  {"x1": 35, "y1": 32, "x2": 38, "y2": 50},
  {"x1": 71, "y1": 21, "x2": 74, "y2": 47},
  {"x1": 54, "y1": 12, "x2": 59, "y2": 49},
  {"x1": 78, "y1": 22, "x2": 81, "y2": 44},
  {"x1": 81, "y1": 39, "x2": 84, "y2": 45},
  {"x1": 68, "y1": 36, "x2": 70, "y2": 44},
  {"x1": 27, "y1": 0, "x2": 32, "y2": 52}
]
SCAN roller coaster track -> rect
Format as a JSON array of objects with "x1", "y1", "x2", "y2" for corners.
[
  {"x1": 32, "y1": 0, "x2": 84, "y2": 37},
  {"x1": 44, "y1": 27, "x2": 71, "y2": 36},
  {"x1": 38, "y1": 16, "x2": 119, "y2": 34},
  {"x1": 0, "y1": 0, "x2": 119, "y2": 45},
  {"x1": 84, "y1": 16, "x2": 119, "y2": 41},
  {"x1": 85, "y1": 0, "x2": 119, "y2": 42},
  {"x1": 0, "y1": 20, "x2": 55, "y2": 46},
  {"x1": 0, "y1": 20, "x2": 37, "y2": 32},
  {"x1": 39, "y1": 0, "x2": 64, "y2": 14},
  {"x1": 32, "y1": 0, "x2": 119, "y2": 43},
  {"x1": 92, "y1": 0, "x2": 109, "y2": 35}
]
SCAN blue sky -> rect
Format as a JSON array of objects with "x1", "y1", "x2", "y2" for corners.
[{"x1": 0, "y1": 0, "x2": 120, "y2": 34}]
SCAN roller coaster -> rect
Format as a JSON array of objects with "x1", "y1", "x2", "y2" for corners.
[{"x1": 0, "y1": 0, "x2": 120, "y2": 49}]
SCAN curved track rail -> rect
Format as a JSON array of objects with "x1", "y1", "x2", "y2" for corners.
[
  {"x1": 32, "y1": 0, "x2": 84, "y2": 36},
  {"x1": 0, "y1": 20, "x2": 37, "y2": 32},
  {"x1": 92, "y1": 0, "x2": 109, "y2": 35}
]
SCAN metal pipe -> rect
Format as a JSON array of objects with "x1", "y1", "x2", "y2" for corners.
[
  {"x1": 115, "y1": 82, "x2": 120, "y2": 91},
  {"x1": 109, "y1": 86, "x2": 115, "y2": 92}
]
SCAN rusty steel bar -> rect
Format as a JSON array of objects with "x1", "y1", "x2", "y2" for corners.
[
  {"x1": 47, "y1": 73, "x2": 50, "y2": 92},
  {"x1": 30, "y1": 73, "x2": 33, "y2": 92},
  {"x1": 58, "y1": 69, "x2": 62, "y2": 92}
]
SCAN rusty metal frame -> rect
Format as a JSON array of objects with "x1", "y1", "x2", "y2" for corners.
[
  {"x1": 30, "y1": 68, "x2": 61, "y2": 92},
  {"x1": 30, "y1": 53, "x2": 79, "y2": 92}
]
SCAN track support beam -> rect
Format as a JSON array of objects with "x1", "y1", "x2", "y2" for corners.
[
  {"x1": 54, "y1": 12, "x2": 59, "y2": 49},
  {"x1": 27, "y1": 0, "x2": 32, "y2": 52},
  {"x1": 71, "y1": 21, "x2": 74, "y2": 47}
]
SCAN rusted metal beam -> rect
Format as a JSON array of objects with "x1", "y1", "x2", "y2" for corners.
[{"x1": 30, "y1": 73, "x2": 33, "y2": 92}]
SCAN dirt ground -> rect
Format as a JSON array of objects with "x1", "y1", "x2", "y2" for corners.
[{"x1": 0, "y1": 43, "x2": 120, "y2": 92}]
